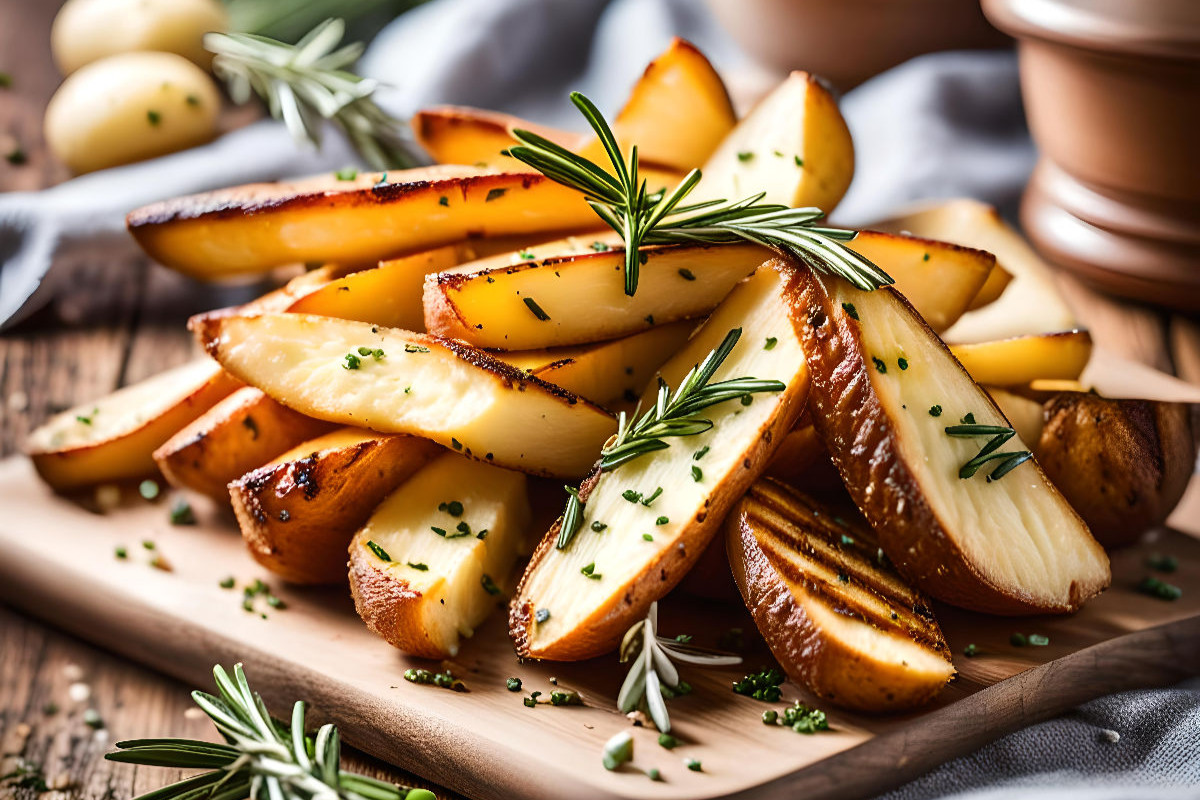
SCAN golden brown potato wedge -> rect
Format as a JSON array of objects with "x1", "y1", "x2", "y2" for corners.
[
  {"x1": 153, "y1": 387, "x2": 335, "y2": 503},
  {"x1": 796, "y1": 272, "x2": 1110, "y2": 614},
  {"x1": 350, "y1": 453, "x2": 531, "y2": 658},
  {"x1": 499, "y1": 321, "x2": 694, "y2": 406},
  {"x1": 510, "y1": 259, "x2": 811, "y2": 660},
  {"x1": 413, "y1": 106, "x2": 577, "y2": 168},
  {"x1": 691, "y1": 71, "x2": 853, "y2": 213},
  {"x1": 231, "y1": 428, "x2": 441, "y2": 584},
  {"x1": 950, "y1": 330, "x2": 1093, "y2": 386},
  {"x1": 872, "y1": 199, "x2": 1078, "y2": 342},
  {"x1": 1035, "y1": 393, "x2": 1195, "y2": 548},
  {"x1": 27, "y1": 360, "x2": 240, "y2": 492},
  {"x1": 195, "y1": 312, "x2": 616, "y2": 478},
  {"x1": 966, "y1": 260, "x2": 1014, "y2": 311},
  {"x1": 126, "y1": 166, "x2": 602, "y2": 280},
  {"x1": 985, "y1": 387, "x2": 1045, "y2": 446},
  {"x1": 728, "y1": 479, "x2": 955, "y2": 712},
  {"x1": 763, "y1": 423, "x2": 841, "y2": 491}
]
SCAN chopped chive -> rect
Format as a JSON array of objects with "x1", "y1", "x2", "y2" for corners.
[
  {"x1": 439, "y1": 500, "x2": 464, "y2": 516},
  {"x1": 764, "y1": 337, "x2": 777, "y2": 350},
  {"x1": 590, "y1": 241, "x2": 609, "y2": 251},
  {"x1": 485, "y1": 188, "x2": 507, "y2": 202},
  {"x1": 841, "y1": 302, "x2": 858, "y2": 320},
  {"x1": 147, "y1": 110, "x2": 161, "y2": 126},
  {"x1": 963, "y1": 643, "x2": 978, "y2": 657},
  {"x1": 1010, "y1": 632, "x2": 1027, "y2": 647},
  {"x1": 366, "y1": 540, "x2": 392, "y2": 561},
  {"x1": 407, "y1": 562, "x2": 428, "y2": 571},
  {"x1": 438, "y1": 196, "x2": 449, "y2": 206},
  {"x1": 343, "y1": 353, "x2": 361, "y2": 370},
  {"x1": 794, "y1": 156, "x2": 804, "y2": 167},
  {"x1": 871, "y1": 356, "x2": 887, "y2": 374},
  {"x1": 114, "y1": 546, "x2": 127, "y2": 560},
  {"x1": 929, "y1": 405, "x2": 943, "y2": 417},
  {"x1": 961, "y1": 412, "x2": 976, "y2": 424},
  {"x1": 374, "y1": 172, "x2": 388, "y2": 187},
  {"x1": 523, "y1": 297, "x2": 551, "y2": 321},
  {"x1": 923, "y1": 252, "x2": 931, "y2": 262},
  {"x1": 590, "y1": 521, "x2": 607, "y2": 532},
  {"x1": 1028, "y1": 634, "x2": 1050, "y2": 646},
  {"x1": 450, "y1": 438, "x2": 463, "y2": 450},
  {"x1": 897, "y1": 357, "x2": 909, "y2": 370},
  {"x1": 685, "y1": 758, "x2": 702, "y2": 772},
  {"x1": 169, "y1": 499, "x2": 195, "y2": 525},
  {"x1": 219, "y1": 576, "x2": 235, "y2": 589},
  {"x1": 691, "y1": 465, "x2": 702, "y2": 482},
  {"x1": 430, "y1": 526, "x2": 446, "y2": 536},
  {"x1": 641, "y1": 487, "x2": 663, "y2": 506},
  {"x1": 694, "y1": 446, "x2": 709, "y2": 460},
  {"x1": 655, "y1": 516, "x2": 669, "y2": 525},
  {"x1": 404, "y1": 343, "x2": 430, "y2": 353},
  {"x1": 506, "y1": 677, "x2": 522, "y2": 692},
  {"x1": 658, "y1": 733, "x2": 677, "y2": 749},
  {"x1": 335, "y1": 168, "x2": 357, "y2": 180},
  {"x1": 678, "y1": 268, "x2": 696, "y2": 281},
  {"x1": 1137, "y1": 576, "x2": 1182, "y2": 600},
  {"x1": 643, "y1": 533, "x2": 653, "y2": 541},
  {"x1": 580, "y1": 562, "x2": 602, "y2": 580},
  {"x1": 481, "y1": 574, "x2": 501, "y2": 594},
  {"x1": 621, "y1": 489, "x2": 642, "y2": 503},
  {"x1": 740, "y1": 395, "x2": 753, "y2": 406},
  {"x1": 737, "y1": 151, "x2": 754, "y2": 162}
]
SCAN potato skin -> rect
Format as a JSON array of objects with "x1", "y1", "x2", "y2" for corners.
[
  {"x1": 154, "y1": 388, "x2": 335, "y2": 503},
  {"x1": 795, "y1": 272, "x2": 1102, "y2": 615},
  {"x1": 230, "y1": 434, "x2": 440, "y2": 584},
  {"x1": 348, "y1": 546, "x2": 445, "y2": 658},
  {"x1": 1036, "y1": 394, "x2": 1196, "y2": 548}
]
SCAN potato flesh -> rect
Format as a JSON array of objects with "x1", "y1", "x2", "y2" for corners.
[
  {"x1": 950, "y1": 331, "x2": 1092, "y2": 386},
  {"x1": 521, "y1": 266, "x2": 807, "y2": 655},
  {"x1": 843, "y1": 283, "x2": 1108, "y2": 605},
  {"x1": 426, "y1": 243, "x2": 765, "y2": 349},
  {"x1": 354, "y1": 453, "x2": 529, "y2": 655},
  {"x1": 27, "y1": 359, "x2": 224, "y2": 453},
  {"x1": 205, "y1": 314, "x2": 614, "y2": 477}
]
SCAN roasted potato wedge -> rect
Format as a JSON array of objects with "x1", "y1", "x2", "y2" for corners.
[
  {"x1": 511, "y1": 259, "x2": 811, "y2": 660},
  {"x1": 424, "y1": 243, "x2": 766, "y2": 349},
  {"x1": 1035, "y1": 393, "x2": 1195, "y2": 548},
  {"x1": 691, "y1": 71, "x2": 853, "y2": 213},
  {"x1": 27, "y1": 360, "x2": 240, "y2": 492},
  {"x1": 195, "y1": 313, "x2": 616, "y2": 478},
  {"x1": 500, "y1": 321, "x2": 694, "y2": 406},
  {"x1": 966, "y1": 260, "x2": 1014, "y2": 311},
  {"x1": 796, "y1": 272, "x2": 1109, "y2": 614},
  {"x1": 413, "y1": 106, "x2": 577, "y2": 168},
  {"x1": 231, "y1": 428, "x2": 441, "y2": 584},
  {"x1": 984, "y1": 387, "x2": 1045, "y2": 446},
  {"x1": 872, "y1": 199, "x2": 1078, "y2": 342},
  {"x1": 127, "y1": 166, "x2": 602, "y2": 280},
  {"x1": 350, "y1": 453, "x2": 531, "y2": 658},
  {"x1": 846, "y1": 231, "x2": 995, "y2": 333},
  {"x1": 153, "y1": 387, "x2": 334, "y2": 503},
  {"x1": 763, "y1": 423, "x2": 841, "y2": 490},
  {"x1": 950, "y1": 330, "x2": 1092, "y2": 386},
  {"x1": 728, "y1": 480, "x2": 955, "y2": 712}
]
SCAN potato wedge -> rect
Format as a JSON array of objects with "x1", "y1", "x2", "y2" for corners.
[
  {"x1": 27, "y1": 360, "x2": 240, "y2": 492},
  {"x1": 195, "y1": 313, "x2": 616, "y2": 478},
  {"x1": 510, "y1": 259, "x2": 811, "y2": 660},
  {"x1": 728, "y1": 480, "x2": 955, "y2": 712},
  {"x1": 349, "y1": 453, "x2": 531, "y2": 658},
  {"x1": 796, "y1": 273, "x2": 1109, "y2": 614},
  {"x1": 984, "y1": 387, "x2": 1045, "y2": 446},
  {"x1": 1035, "y1": 393, "x2": 1195, "y2": 549},
  {"x1": 872, "y1": 199, "x2": 1077, "y2": 342},
  {"x1": 966, "y1": 260, "x2": 1014, "y2": 311},
  {"x1": 763, "y1": 423, "x2": 840, "y2": 490},
  {"x1": 950, "y1": 330, "x2": 1092, "y2": 386},
  {"x1": 413, "y1": 106, "x2": 577, "y2": 168},
  {"x1": 153, "y1": 387, "x2": 335, "y2": 503},
  {"x1": 500, "y1": 321, "x2": 694, "y2": 406},
  {"x1": 847, "y1": 231, "x2": 996, "y2": 333},
  {"x1": 424, "y1": 242, "x2": 766, "y2": 349},
  {"x1": 691, "y1": 71, "x2": 853, "y2": 213},
  {"x1": 231, "y1": 428, "x2": 441, "y2": 584},
  {"x1": 126, "y1": 166, "x2": 602, "y2": 280}
]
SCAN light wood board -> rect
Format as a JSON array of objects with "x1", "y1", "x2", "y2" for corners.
[{"x1": 1, "y1": 456, "x2": 1197, "y2": 800}]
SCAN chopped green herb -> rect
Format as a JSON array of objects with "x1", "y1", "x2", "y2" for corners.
[
  {"x1": 691, "y1": 465, "x2": 702, "y2": 482},
  {"x1": 678, "y1": 268, "x2": 696, "y2": 280},
  {"x1": 138, "y1": 479, "x2": 160, "y2": 500},
  {"x1": 580, "y1": 562, "x2": 602, "y2": 580},
  {"x1": 83, "y1": 708, "x2": 104, "y2": 729},
  {"x1": 732, "y1": 667, "x2": 784, "y2": 702},
  {"x1": 1138, "y1": 576, "x2": 1182, "y2": 600},
  {"x1": 343, "y1": 353, "x2": 361, "y2": 370},
  {"x1": 840, "y1": 534, "x2": 855, "y2": 546},
  {"x1": 550, "y1": 690, "x2": 581, "y2": 706},
  {"x1": 366, "y1": 540, "x2": 392, "y2": 561},
  {"x1": 407, "y1": 562, "x2": 428, "y2": 571},
  {"x1": 404, "y1": 668, "x2": 465, "y2": 691},
  {"x1": 762, "y1": 710, "x2": 778, "y2": 725},
  {"x1": 898, "y1": 357, "x2": 909, "y2": 370},
  {"x1": 642, "y1": 533, "x2": 653, "y2": 541},
  {"x1": 334, "y1": 168, "x2": 357, "y2": 181},
  {"x1": 1146, "y1": 553, "x2": 1178, "y2": 573},
  {"x1": 794, "y1": 156, "x2": 804, "y2": 167},
  {"x1": 5, "y1": 145, "x2": 25, "y2": 165},
  {"x1": 961, "y1": 412, "x2": 976, "y2": 424},
  {"x1": 655, "y1": 516, "x2": 668, "y2": 526},
  {"x1": 764, "y1": 337, "x2": 778, "y2": 350},
  {"x1": 438, "y1": 196, "x2": 449, "y2": 206},
  {"x1": 923, "y1": 252, "x2": 931, "y2": 262},
  {"x1": 740, "y1": 394, "x2": 753, "y2": 406},
  {"x1": 169, "y1": 499, "x2": 195, "y2": 525},
  {"x1": 439, "y1": 500, "x2": 464, "y2": 517},
  {"x1": 404, "y1": 344, "x2": 430, "y2": 353},
  {"x1": 147, "y1": 110, "x2": 162, "y2": 126},
  {"x1": 590, "y1": 521, "x2": 607, "y2": 532},
  {"x1": 517, "y1": 249, "x2": 536, "y2": 260},
  {"x1": 450, "y1": 437, "x2": 463, "y2": 450},
  {"x1": 929, "y1": 405, "x2": 943, "y2": 417},
  {"x1": 963, "y1": 643, "x2": 978, "y2": 657},
  {"x1": 0, "y1": 72, "x2": 11, "y2": 88},
  {"x1": 523, "y1": 691, "x2": 541, "y2": 708},
  {"x1": 685, "y1": 758, "x2": 702, "y2": 772},
  {"x1": 481, "y1": 574, "x2": 501, "y2": 594},
  {"x1": 590, "y1": 241, "x2": 609, "y2": 251},
  {"x1": 1028, "y1": 634, "x2": 1050, "y2": 646},
  {"x1": 657, "y1": 733, "x2": 677, "y2": 749},
  {"x1": 622, "y1": 489, "x2": 642, "y2": 503},
  {"x1": 114, "y1": 546, "x2": 128, "y2": 560},
  {"x1": 506, "y1": 677, "x2": 522, "y2": 692},
  {"x1": 1010, "y1": 632, "x2": 1028, "y2": 647},
  {"x1": 841, "y1": 302, "x2": 858, "y2": 320},
  {"x1": 523, "y1": 297, "x2": 551, "y2": 320},
  {"x1": 674, "y1": 634, "x2": 692, "y2": 643},
  {"x1": 646, "y1": 768, "x2": 661, "y2": 782},
  {"x1": 485, "y1": 188, "x2": 507, "y2": 202},
  {"x1": 602, "y1": 731, "x2": 633, "y2": 770},
  {"x1": 694, "y1": 446, "x2": 709, "y2": 460},
  {"x1": 476, "y1": 529, "x2": 488, "y2": 540},
  {"x1": 737, "y1": 151, "x2": 754, "y2": 162},
  {"x1": 430, "y1": 526, "x2": 446, "y2": 536},
  {"x1": 773, "y1": 150, "x2": 784, "y2": 158},
  {"x1": 641, "y1": 487, "x2": 663, "y2": 506},
  {"x1": 871, "y1": 356, "x2": 887, "y2": 374}
]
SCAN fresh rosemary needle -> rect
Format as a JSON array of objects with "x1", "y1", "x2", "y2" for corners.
[
  {"x1": 557, "y1": 327, "x2": 784, "y2": 549},
  {"x1": 508, "y1": 92, "x2": 892, "y2": 296},
  {"x1": 943, "y1": 424, "x2": 1033, "y2": 480},
  {"x1": 206, "y1": 19, "x2": 416, "y2": 170}
]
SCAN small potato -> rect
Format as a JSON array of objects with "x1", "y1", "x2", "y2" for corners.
[
  {"x1": 1036, "y1": 393, "x2": 1196, "y2": 548},
  {"x1": 45, "y1": 52, "x2": 220, "y2": 174},
  {"x1": 52, "y1": 0, "x2": 228, "y2": 74}
]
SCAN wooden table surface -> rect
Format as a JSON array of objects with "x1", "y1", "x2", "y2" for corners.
[{"x1": 2, "y1": 2, "x2": 1198, "y2": 799}]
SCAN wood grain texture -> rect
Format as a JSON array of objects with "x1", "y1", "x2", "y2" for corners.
[{"x1": 0, "y1": 456, "x2": 1197, "y2": 800}]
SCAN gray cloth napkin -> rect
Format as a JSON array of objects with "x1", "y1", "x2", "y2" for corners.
[{"x1": 1, "y1": 0, "x2": 1196, "y2": 794}]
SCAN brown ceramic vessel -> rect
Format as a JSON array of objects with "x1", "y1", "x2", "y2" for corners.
[{"x1": 983, "y1": 0, "x2": 1200, "y2": 311}]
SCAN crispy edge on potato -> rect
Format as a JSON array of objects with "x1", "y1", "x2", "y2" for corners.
[
  {"x1": 153, "y1": 387, "x2": 335, "y2": 503},
  {"x1": 230, "y1": 429, "x2": 442, "y2": 584},
  {"x1": 728, "y1": 479, "x2": 955, "y2": 712},
  {"x1": 1036, "y1": 393, "x2": 1196, "y2": 549},
  {"x1": 795, "y1": 272, "x2": 1110, "y2": 615},
  {"x1": 26, "y1": 360, "x2": 240, "y2": 492}
]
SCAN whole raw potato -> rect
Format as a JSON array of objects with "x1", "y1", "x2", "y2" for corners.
[
  {"x1": 51, "y1": 0, "x2": 228, "y2": 74},
  {"x1": 1036, "y1": 393, "x2": 1196, "y2": 548},
  {"x1": 44, "y1": 52, "x2": 220, "y2": 174}
]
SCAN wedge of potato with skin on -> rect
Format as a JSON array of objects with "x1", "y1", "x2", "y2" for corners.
[
  {"x1": 985, "y1": 387, "x2": 1045, "y2": 446},
  {"x1": 27, "y1": 360, "x2": 241, "y2": 492},
  {"x1": 966, "y1": 261, "x2": 1014, "y2": 311},
  {"x1": 413, "y1": 106, "x2": 577, "y2": 168},
  {"x1": 510, "y1": 259, "x2": 812, "y2": 661},
  {"x1": 691, "y1": 71, "x2": 853, "y2": 214},
  {"x1": 127, "y1": 166, "x2": 604, "y2": 280},
  {"x1": 846, "y1": 231, "x2": 995, "y2": 333},
  {"x1": 1035, "y1": 393, "x2": 1195, "y2": 549},
  {"x1": 728, "y1": 480, "x2": 955, "y2": 712},
  {"x1": 153, "y1": 387, "x2": 335, "y2": 503},
  {"x1": 425, "y1": 242, "x2": 767, "y2": 349},
  {"x1": 499, "y1": 321, "x2": 694, "y2": 407},
  {"x1": 950, "y1": 330, "x2": 1093, "y2": 387},
  {"x1": 796, "y1": 272, "x2": 1109, "y2": 614},
  {"x1": 196, "y1": 313, "x2": 616, "y2": 478},
  {"x1": 350, "y1": 453, "x2": 531, "y2": 658},
  {"x1": 232, "y1": 428, "x2": 441, "y2": 584}
]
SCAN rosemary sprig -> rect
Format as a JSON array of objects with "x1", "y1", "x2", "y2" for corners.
[
  {"x1": 617, "y1": 602, "x2": 742, "y2": 733},
  {"x1": 557, "y1": 327, "x2": 784, "y2": 549},
  {"x1": 508, "y1": 92, "x2": 892, "y2": 296},
  {"x1": 944, "y1": 424, "x2": 1033, "y2": 480},
  {"x1": 106, "y1": 663, "x2": 432, "y2": 800},
  {"x1": 206, "y1": 19, "x2": 416, "y2": 170}
]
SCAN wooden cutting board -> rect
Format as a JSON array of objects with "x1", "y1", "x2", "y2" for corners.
[{"x1": 1, "y1": 455, "x2": 1197, "y2": 800}]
